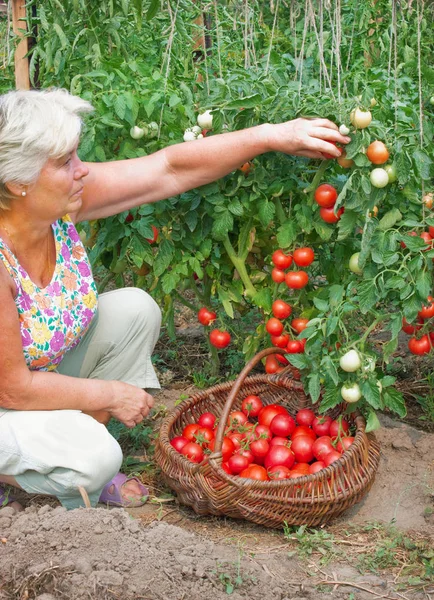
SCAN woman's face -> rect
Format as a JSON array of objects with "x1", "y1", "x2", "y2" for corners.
[{"x1": 27, "y1": 147, "x2": 89, "y2": 220}]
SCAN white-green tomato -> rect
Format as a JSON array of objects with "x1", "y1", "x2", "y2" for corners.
[
  {"x1": 183, "y1": 129, "x2": 197, "y2": 142},
  {"x1": 197, "y1": 110, "x2": 213, "y2": 129},
  {"x1": 339, "y1": 349, "x2": 362, "y2": 372},
  {"x1": 339, "y1": 124, "x2": 350, "y2": 135},
  {"x1": 349, "y1": 252, "x2": 363, "y2": 275},
  {"x1": 370, "y1": 168, "x2": 389, "y2": 188},
  {"x1": 341, "y1": 383, "x2": 362, "y2": 403},
  {"x1": 130, "y1": 126, "x2": 145, "y2": 140},
  {"x1": 363, "y1": 356, "x2": 376, "y2": 372}
]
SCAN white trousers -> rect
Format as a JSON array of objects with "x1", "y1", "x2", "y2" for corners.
[{"x1": 0, "y1": 288, "x2": 161, "y2": 508}]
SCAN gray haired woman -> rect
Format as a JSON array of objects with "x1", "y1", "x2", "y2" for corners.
[{"x1": 0, "y1": 88, "x2": 350, "y2": 511}]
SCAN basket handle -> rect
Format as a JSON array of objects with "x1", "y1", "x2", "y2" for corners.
[{"x1": 210, "y1": 346, "x2": 292, "y2": 459}]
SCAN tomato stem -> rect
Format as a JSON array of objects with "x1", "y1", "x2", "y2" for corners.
[
  {"x1": 303, "y1": 161, "x2": 329, "y2": 198},
  {"x1": 223, "y1": 235, "x2": 257, "y2": 298}
]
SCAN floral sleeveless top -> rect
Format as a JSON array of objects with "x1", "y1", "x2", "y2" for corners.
[{"x1": 0, "y1": 215, "x2": 98, "y2": 371}]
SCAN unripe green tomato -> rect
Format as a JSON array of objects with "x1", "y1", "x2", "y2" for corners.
[
  {"x1": 430, "y1": 96, "x2": 434, "y2": 106},
  {"x1": 384, "y1": 164, "x2": 397, "y2": 183},
  {"x1": 339, "y1": 124, "x2": 350, "y2": 135},
  {"x1": 197, "y1": 110, "x2": 213, "y2": 129},
  {"x1": 350, "y1": 108, "x2": 372, "y2": 129},
  {"x1": 111, "y1": 258, "x2": 128, "y2": 274},
  {"x1": 130, "y1": 126, "x2": 145, "y2": 140},
  {"x1": 349, "y1": 252, "x2": 363, "y2": 275},
  {"x1": 370, "y1": 168, "x2": 389, "y2": 188},
  {"x1": 341, "y1": 383, "x2": 362, "y2": 403},
  {"x1": 339, "y1": 349, "x2": 362, "y2": 372}
]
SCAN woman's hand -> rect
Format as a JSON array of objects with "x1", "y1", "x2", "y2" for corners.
[
  {"x1": 107, "y1": 381, "x2": 155, "y2": 428},
  {"x1": 264, "y1": 118, "x2": 351, "y2": 159}
]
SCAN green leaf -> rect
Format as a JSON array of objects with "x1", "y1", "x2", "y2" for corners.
[
  {"x1": 161, "y1": 271, "x2": 180, "y2": 294},
  {"x1": 212, "y1": 210, "x2": 233, "y2": 240},
  {"x1": 224, "y1": 94, "x2": 263, "y2": 109},
  {"x1": 252, "y1": 287, "x2": 272, "y2": 312},
  {"x1": 326, "y1": 316, "x2": 339, "y2": 336},
  {"x1": 114, "y1": 95, "x2": 127, "y2": 120},
  {"x1": 413, "y1": 150, "x2": 432, "y2": 180},
  {"x1": 322, "y1": 355, "x2": 339, "y2": 385},
  {"x1": 185, "y1": 211, "x2": 198, "y2": 232},
  {"x1": 313, "y1": 297, "x2": 329, "y2": 312},
  {"x1": 218, "y1": 288, "x2": 234, "y2": 318},
  {"x1": 378, "y1": 208, "x2": 402, "y2": 231},
  {"x1": 328, "y1": 284, "x2": 344, "y2": 307},
  {"x1": 383, "y1": 387, "x2": 407, "y2": 418},
  {"x1": 308, "y1": 373, "x2": 321, "y2": 403},
  {"x1": 153, "y1": 239, "x2": 175, "y2": 278},
  {"x1": 319, "y1": 384, "x2": 341, "y2": 413},
  {"x1": 396, "y1": 151, "x2": 412, "y2": 185},
  {"x1": 337, "y1": 210, "x2": 358, "y2": 241},
  {"x1": 365, "y1": 410, "x2": 381, "y2": 433},
  {"x1": 361, "y1": 380, "x2": 381, "y2": 409},
  {"x1": 357, "y1": 280, "x2": 378, "y2": 314},
  {"x1": 286, "y1": 354, "x2": 310, "y2": 370},
  {"x1": 276, "y1": 220, "x2": 296, "y2": 247},
  {"x1": 416, "y1": 270, "x2": 431, "y2": 300},
  {"x1": 146, "y1": 0, "x2": 159, "y2": 20},
  {"x1": 258, "y1": 200, "x2": 275, "y2": 228}
]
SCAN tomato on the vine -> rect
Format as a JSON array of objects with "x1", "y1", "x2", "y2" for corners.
[
  {"x1": 266, "y1": 317, "x2": 284, "y2": 336},
  {"x1": 337, "y1": 149, "x2": 354, "y2": 169},
  {"x1": 320, "y1": 206, "x2": 344, "y2": 223},
  {"x1": 286, "y1": 339, "x2": 303, "y2": 353},
  {"x1": 291, "y1": 318, "x2": 309, "y2": 334},
  {"x1": 314, "y1": 183, "x2": 338, "y2": 207},
  {"x1": 145, "y1": 225, "x2": 159, "y2": 244},
  {"x1": 264, "y1": 355, "x2": 281, "y2": 374},
  {"x1": 366, "y1": 140, "x2": 389, "y2": 165},
  {"x1": 197, "y1": 307, "x2": 217, "y2": 326},
  {"x1": 272, "y1": 299, "x2": 292, "y2": 319},
  {"x1": 408, "y1": 335, "x2": 431, "y2": 355},
  {"x1": 293, "y1": 247, "x2": 315, "y2": 267},
  {"x1": 272, "y1": 249, "x2": 292, "y2": 269},
  {"x1": 271, "y1": 267, "x2": 286, "y2": 283},
  {"x1": 418, "y1": 296, "x2": 434, "y2": 320},
  {"x1": 209, "y1": 329, "x2": 231, "y2": 349},
  {"x1": 285, "y1": 271, "x2": 309, "y2": 289},
  {"x1": 270, "y1": 334, "x2": 290, "y2": 348}
]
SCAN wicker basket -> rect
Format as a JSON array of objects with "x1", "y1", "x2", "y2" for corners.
[{"x1": 155, "y1": 348, "x2": 380, "y2": 528}]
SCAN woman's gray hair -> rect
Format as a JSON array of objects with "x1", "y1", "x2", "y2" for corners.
[{"x1": 0, "y1": 88, "x2": 93, "y2": 209}]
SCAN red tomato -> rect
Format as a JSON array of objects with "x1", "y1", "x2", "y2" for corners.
[
  {"x1": 221, "y1": 462, "x2": 231, "y2": 474},
  {"x1": 180, "y1": 442, "x2": 204, "y2": 463},
  {"x1": 329, "y1": 418, "x2": 350, "y2": 438},
  {"x1": 125, "y1": 213, "x2": 134, "y2": 223},
  {"x1": 291, "y1": 318, "x2": 309, "y2": 334},
  {"x1": 170, "y1": 436, "x2": 189, "y2": 452},
  {"x1": 208, "y1": 436, "x2": 236, "y2": 462},
  {"x1": 269, "y1": 413, "x2": 296, "y2": 437},
  {"x1": 266, "y1": 317, "x2": 284, "y2": 336},
  {"x1": 296, "y1": 408, "x2": 315, "y2": 426},
  {"x1": 271, "y1": 267, "x2": 286, "y2": 283},
  {"x1": 420, "y1": 231, "x2": 433, "y2": 249},
  {"x1": 227, "y1": 453, "x2": 251, "y2": 475},
  {"x1": 268, "y1": 465, "x2": 291, "y2": 480},
  {"x1": 239, "y1": 464, "x2": 270, "y2": 480},
  {"x1": 285, "y1": 271, "x2": 309, "y2": 289},
  {"x1": 312, "y1": 436, "x2": 334, "y2": 460},
  {"x1": 312, "y1": 415, "x2": 332, "y2": 437},
  {"x1": 275, "y1": 353, "x2": 289, "y2": 365},
  {"x1": 324, "y1": 450, "x2": 342, "y2": 467},
  {"x1": 264, "y1": 445, "x2": 295, "y2": 470},
  {"x1": 292, "y1": 425, "x2": 316, "y2": 442},
  {"x1": 197, "y1": 307, "x2": 217, "y2": 326},
  {"x1": 241, "y1": 395, "x2": 263, "y2": 418},
  {"x1": 286, "y1": 339, "x2": 303, "y2": 354},
  {"x1": 309, "y1": 461, "x2": 326, "y2": 474},
  {"x1": 291, "y1": 436, "x2": 314, "y2": 463},
  {"x1": 272, "y1": 249, "x2": 293, "y2": 269},
  {"x1": 145, "y1": 225, "x2": 159, "y2": 244},
  {"x1": 402, "y1": 318, "x2": 420, "y2": 335},
  {"x1": 289, "y1": 464, "x2": 310, "y2": 478},
  {"x1": 269, "y1": 436, "x2": 291, "y2": 447},
  {"x1": 366, "y1": 141, "x2": 390, "y2": 165},
  {"x1": 239, "y1": 448, "x2": 255, "y2": 464},
  {"x1": 270, "y1": 334, "x2": 290, "y2": 348},
  {"x1": 258, "y1": 404, "x2": 288, "y2": 427},
  {"x1": 250, "y1": 438, "x2": 270, "y2": 460},
  {"x1": 264, "y1": 355, "x2": 281, "y2": 374},
  {"x1": 195, "y1": 427, "x2": 214, "y2": 446},
  {"x1": 418, "y1": 297, "x2": 434, "y2": 319},
  {"x1": 209, "y1": 329, "x2": 231, "y2": 349},
  {"x1": 408, "y1": 335, "x2": 431, "y2": 355},
  {"x1": 253, "y1": 424, "x2": 273, "y2": 442},
  {"x1": 293, "y1": 247, "x2": 315, "y2": 267},
  {"x1": 429, "y1": 225, "x2": 434, "y2": 238},
  {"x1": 272, "y1": 299, "x2": 292, "y2": 319},
  {"x1": 227, "y1": 432, "x2": 243, "y2": 451},
  {"x1": 335, "y1": 436, "x2": 355, "y2": 453},
  {"x1": 320, "y1": 206, "x2": 344, "y2": 223},
  {"x1": 198, "y1": 412, "x2": 216, "y2": 429},
  {"x1": 182, "y1": 423, "x2": 200, "y2": 441},
  {"x1": 314, "y1": 184, "x2": 338, "y2": 207},
  {"x1": 228, "y1": 411, "x2": 248, "y2": 427}
]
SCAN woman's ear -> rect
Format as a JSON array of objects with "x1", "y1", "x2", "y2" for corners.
[{"x1": 4, "y1": 182, "x2": 27, "y2": 197}]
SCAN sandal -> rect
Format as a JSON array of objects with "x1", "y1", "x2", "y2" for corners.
[
  {"x1": 0, "y1": 485, "x2": 23, "y2": 511},
  {"x1": 98, "y1": 473, "x2": 149, "y2": 508}
]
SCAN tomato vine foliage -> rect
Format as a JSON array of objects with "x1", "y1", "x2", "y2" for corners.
[{"x1": 9, "y1": 0, "x2": 434, "y2": 426}]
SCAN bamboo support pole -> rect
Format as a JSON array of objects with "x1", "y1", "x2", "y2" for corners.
[{"x1": 11, "y1": 0, "x2": 30, "y2": 89}]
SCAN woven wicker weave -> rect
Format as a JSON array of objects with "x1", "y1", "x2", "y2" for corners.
[{"x1": 155, "y1": 348, "x2": 380, "y2": 528}]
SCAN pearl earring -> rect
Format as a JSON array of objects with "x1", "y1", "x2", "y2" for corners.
[{"x1": 21, "y1": 191, "x2": 26, "y2": 197}]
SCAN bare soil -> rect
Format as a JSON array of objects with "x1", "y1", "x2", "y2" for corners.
[{"x1": 1, "y1": 321, "x2": 433, "y2": 600}]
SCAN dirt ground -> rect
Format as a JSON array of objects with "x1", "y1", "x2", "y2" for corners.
[{"x1": 0, "y1": 383, "x2": 433, "y2": 600}]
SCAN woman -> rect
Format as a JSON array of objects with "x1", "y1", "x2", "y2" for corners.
[{"x1": 0, "y1": 89, "x2": 350, "y2": 511}]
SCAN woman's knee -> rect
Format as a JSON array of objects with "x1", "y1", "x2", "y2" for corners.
[
  {"x1": 72, "y1": 432, "x2": 123, "y2": 494},
  {"x1": 102, "y1": 288, "x2": 161, "y2": 333}
]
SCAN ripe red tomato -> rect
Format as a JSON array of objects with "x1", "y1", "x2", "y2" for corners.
[
  {"x1": 241, "y1": 395, "x2": 263, "y2": 417},
  {"x1": 335, "y1": 436, "x2": 355, "y2": 453},
  {"x1": 402, "y1": 318, "x2": 419, "y2": 335},
  {"x1": 420, "y1": 231, "x2": 433, "y2": 249},
  {"x1": 145, "y1": 225, "x2": 159, "y2": 244},
  {"x1": 228, "y1": 410, "x2": 248, "y2": 427},
  {"x1": 293, "y1": 247, "x2": 315, "y2": 267},
  {"x1": 253, "y1": 424, "x2": 272, "y2": 442},
  {"x1": 312, "y1": 436, "x2": 334, "y2": 460},
  {"x1": 272, "y1": 299, "x2": 292, "y2": 319},
  {"x1": 418, "y1": 296, "x2": 434, "y2": 319},
  {"x1": 170, "y1": 436, "x2": 189, "y2": 452},
  {"x1": 198, "y1": 412, "x2": 216, "y2": 429},
  {"x1": 239, "y1": 464, "x2": 270, "y2": 481},
  {"x1": 182, "y1": 423, "x2": 200, "y2": 441},
  {"x1": 250, "y1": 438, "x2": 270, "y2": 460},
  {"x1": 271, "y1": 267, "x2": 286, "y2": 283},
  {"x1": 268, "y1": 465, "x2": 291, "y2": 480},
  {"x1": 270, "y1": 334, "x2": 290, "y2": 348},
  {"x1": 286, "y1": 339, "x2": 303, "y2": 353},
  {"x1": 314, "y1": 184, "x2": 338, "y2": 207},
  {"x1": 264, "y1": 445, "x2": 295, "y2": 470},
  {"x1": 296, "y1": 408, "x2": 315, "y2": 426},
  {"x1": 269, "y1": 436, "x2": 291, "y2": 447},
  {"x1": 408, "y1": 335, "x2": 431, "y2": 355},
  {"x1": 269, "y1": 413, "x2": 296, "y2": 437},
  {"x1": 221, "y1": 462, "x2": 231, "y2": 474},
  {"x1": 285, "y1": 271, "x2": 309, "y2": 289},
  {"x1": 125, "y1": 213, "x2": 134, "y2": 223},
  {"x1": 227, "y1": 432, "x2": 243, "y2": 451},
  {"x1": 329, "y1": 418, "x2": 350, "y2": 438},
  {"x1": 289, "y1": 464, "x2": 310, "y2": 478},
  {"x1": 312, "y1": 415, "x2": 332, "y2": 437},
  {"x1": 292, "y1": 425, "x2": 316, "y2": 442},
  {"x1": 291, "y1": 318, "x2": 309, "y2": 334},
  {"x1": 197, "y1": 307, "x2": 217, "y2": 326},
  {"x1": 309, "y1": 461, "x2": 326, "y2": 474},
  {"x1": 208, "y1": 436, "x2": 236, "y2": 462},
  {"x1": 180, "y1": 441, "x2": 204, "y2": 463},
  {"x1": 291, "y1": 435, "x2": 314, "y2": 463},
  {"x1": 209, "y1": 329, "x2": 231, "y2": 349},
  {"x1": 320, "y1": 206, "x2": 344, "y2": 223},
  {"x1": 275, "y1": 353, "x2": 289, "y2": 365},
  {"x1": 227, "y1": 453, "x2": 250, "y2": 475},
  {"x1": 264, "y1": 355, "x2": 281, "y2": 374},
  {"x1": 258, "y1": 404, "x2": 288, "y2": 427},
  {"x1": 266, "y1": 317, "x2": 284, "y2": 336},
  {"x1": 195, "y1": 427, "x2": 215, "y2": 446},
  {"x1": 272, "y1": 249, "x2": 293, "y2": 269},
  {"x1": 429, "y1": 225, "x2": 434, "y2": 238},
  {"x1": 366, "y1": 141, "x2": 390, "y2": 165},
  {"x1": 324, "y1": 450, "x2": 342, "y2": 467}
]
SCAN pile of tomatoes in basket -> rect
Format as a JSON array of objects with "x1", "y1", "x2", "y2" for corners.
[{"x1": 170, "y1": 396, "x2": 354, "y2": 481}]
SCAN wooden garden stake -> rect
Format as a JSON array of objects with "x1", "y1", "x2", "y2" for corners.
[{"x1": 11, "y1": 0, "x2": 30, "y2": 89}]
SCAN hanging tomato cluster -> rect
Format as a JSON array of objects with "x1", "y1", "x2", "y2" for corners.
[{"x1": 170, "y1": 395, "x2": 355, "y2": 481}]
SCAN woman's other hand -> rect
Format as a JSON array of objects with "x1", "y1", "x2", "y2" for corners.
[{"x1": 107, "y1": 381, "x2": 155, "y2": 428}]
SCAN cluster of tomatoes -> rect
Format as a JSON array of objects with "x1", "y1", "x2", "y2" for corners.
[
  {"x1": 170, "y1": 397, "x2": 354, "y2": 481},
  {"x1": 197, "y1": 307, "x2": 231, "y2": 349},
  {"x1": 314, "y1": 183, "x2": 344, "y2": 224},
  {"x1": 402, "y1": 295, "x2": 434, "y2": 355}
]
